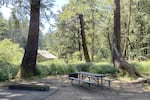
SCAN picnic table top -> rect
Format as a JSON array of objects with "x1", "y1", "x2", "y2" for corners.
[{"x1": 76, "y1": 71, "x2": 107, "y2": 77}]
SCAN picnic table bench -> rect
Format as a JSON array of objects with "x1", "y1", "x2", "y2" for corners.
[{"x1": 69, "y1": 71, "x2": 112, "y2": 88}]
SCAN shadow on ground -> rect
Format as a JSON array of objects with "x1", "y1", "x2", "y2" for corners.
[{"x1": 0, "y1": 86, "x2": 59, "y2": 100}]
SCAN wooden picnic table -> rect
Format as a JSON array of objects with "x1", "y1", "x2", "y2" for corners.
[
  {"x1": 69, "y1": 71, "x2": 112, "y2": 88},
  {"x1": 77, "y1": 71, "x2": 107, "y2": 86}
]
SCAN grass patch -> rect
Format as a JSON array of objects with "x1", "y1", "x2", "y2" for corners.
[
  {"x1": 36, "y1": 59, "x2": 69, "y2": 77},
  {"x1": 76, "y1": 62, "x2": 93, "y2": 72},
  {"x1": 36, "y1": 61, "x2": 115, "y2": 78},
  {"x1": 117, "y1": 75, "x2": 134, "y2": 82},
  {"x1": 133, "y1": 60, "x2": 150, "y2": 75},
  {"x1": 5, "y1": 59, "x2": 150, "y2": 81},
  {"x1": 89, "y1": 62, "x2": 115, "y2": 74}
]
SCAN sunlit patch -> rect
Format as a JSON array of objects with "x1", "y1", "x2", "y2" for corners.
[
  {"x1": 7, "y1": 93, "x2": 24, "y2": 98},
  {"x1": 0, "y1": 6, "x2": 11, "y2": 19}
]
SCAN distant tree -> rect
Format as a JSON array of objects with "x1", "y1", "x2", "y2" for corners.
[
  {"x1": 7, "y1": 10, "x2": 28, "y2": 48},
  {"x1": 122, "y1": 0, "x2": 131, "y2": 58},
  {"x1": 0, "y1": 17, "x2": 8, "y2": 40}
]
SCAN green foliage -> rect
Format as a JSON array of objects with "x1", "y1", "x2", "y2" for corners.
[
  {"x1": 45, "y1": 0, "x2": 111, "y2": 62},
  {"x1": 134, "y1": 60, "x2": 150, "y2": 75},
  {"x1": 36, "y1": 64, "x2": 50, "y2": 77},
  {"x1": 0, "y1": 39, "x2": 22, "y2": 81},
  {"x1": 43, "y1": 0, "x2": 150, "y2": 63},
  {"x1": 36, "y1": 60, "x2": 115, "y2": 77},
  {"x1": 122, "y1": 0, "x2": 150, "y2": 60},
  {"x1": 37, "y1": 60, "x2": 150, "y2": 79},
  {"x1": 0, "y1": 17, "x2": 8, "y2": 40},
  {"x1": 50, "y1": 60, "x2": 67, "y2": 75},
  {"x1": 67, "y1": 64, "x2": 78, "y2": 73},
  {"x1": 36, "y1": 59, "x2": 68, "y2": 77},
  {"x1": 76, "y1": 62, "x2": 93, "y2": 72},
  {"x1": 0, "y1": 39, "x2": 23, "y2": 64},
  {"x1": 0, "y1": 62, "x2": 19, "y2": 81},
  {"x1": 7, "y1": 17, "x2": 28, "y2": 48},
  {"x1": 89, "y1": 62, "x2": 115, "y2": 74},
  {"x1": 69, "y1": 51, "x2": 82, "y2": 63}
]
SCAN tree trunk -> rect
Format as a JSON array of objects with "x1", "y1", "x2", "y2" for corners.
[
  {"x1": 113, "y1": 0, "x2": 141, "y2": 78},
  {"x1": 79, "y1": 14, "x2": 91, "y2": 62},
  {"x1": 20, "y1": 0, "x2": 40, "y2": 78},
  {"x1": 77, "y1": 29, "x2": 82, "y2": 61}
]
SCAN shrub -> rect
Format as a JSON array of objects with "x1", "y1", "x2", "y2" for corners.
[
  {"x1": 89, "y1": 63, "x2": 115, "y2": 74},
  {"x1": 36, "y1": 59, "x2": 68, "y2": 76},
  {"x1": 0, "y1": 39, "x2": 23, "y2": 64},
  {"x1": 76, "y1": 62, "x2": 93, "y2": 72},
  {"x1": 36, "y1": 64, "x2": 50, "y2": 77},
  {"x1": 67, "y1": 64, "x2": 77, "y2": 74},
  {"x1": 50, "y1": 63, "x2": 67, "y2": 75},
  {"x1": 0, "y1": 62, "x2": 19, "y2": 81},
  {"x1": 134, "y1": 60, "x2": 150, "y2": 75},
  {"x1": 36, "y1": 61, "x2": 116, "y2": 77}
]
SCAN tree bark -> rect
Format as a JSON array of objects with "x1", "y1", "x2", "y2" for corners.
[
  {"x1": 20, "y1": 0, "x2": 40, "y2": 78},
  {"x1": 79, "y1": 14, "x2": 91, "y2": 62},
  {"x1": 77, "y1": 29, "x2": 82, "y2": 61},
  {"x1": 113, "y1": 0, "x2": 141, "y2": 78}
]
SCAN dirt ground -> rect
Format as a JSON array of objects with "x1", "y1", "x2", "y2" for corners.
[{"x1": 1, "y1": 75, "x2": 150, "y2": 100}]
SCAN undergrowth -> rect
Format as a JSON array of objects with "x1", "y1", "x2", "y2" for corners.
[{"x1": 0, "y1": 60, "x2": 150, "y2": 81}]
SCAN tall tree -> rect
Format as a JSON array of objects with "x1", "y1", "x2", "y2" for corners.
[
  {"x1": 112, "y1": 0, "x2": 141, "y2": 78},
  {"x1": 20, "y1": 0, "x2": 40, "y2": 78},
  {"x1": 79, "y1": 14, "x2": 91, "y2": 62}
]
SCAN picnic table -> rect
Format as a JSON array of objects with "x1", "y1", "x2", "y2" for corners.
[{"x1": 69, "y1": 71, "x2": 112, "y2": 88}]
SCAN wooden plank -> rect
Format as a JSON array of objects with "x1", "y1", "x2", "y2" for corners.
[
  {"x1": 82, "y1": 80, "x2": 95, "y2": 84},
  {"x1": 77, "y1": 71, "x2": 106, "y2": 77},
  {"x1": 69, "y1": 77, "x2": 81, "y2": 81},
  {"x1": 69, "y1": 77, "x2": 95, "y2": 84}
]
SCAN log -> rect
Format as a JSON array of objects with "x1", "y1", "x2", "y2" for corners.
[{"x1": 8, "y1": 84, "x2": 50, "y2": 91}]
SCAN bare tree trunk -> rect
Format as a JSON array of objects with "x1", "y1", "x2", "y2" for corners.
[
  {"x1": 113, "y1": 0, "x2": 141, "y2": 78},
  {"x1": 79, "y1": 14, "x2": 91, "y2": 62},
  {"x1": 20, "y1": 0, "x2": 40, "y2": 78},
  {"x1": 77, "y1": 30, "x2": 82, "y2": 61}
]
